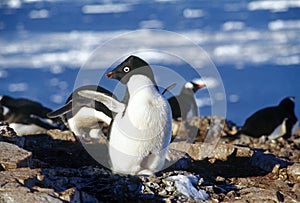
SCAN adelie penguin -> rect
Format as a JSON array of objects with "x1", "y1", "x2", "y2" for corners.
[
  {"x1": 79, "y1": 55, "x2": 172, "y2": 175},
  {"x1": 0, "y1": 95, "x2": 62, "y2": 135},
  {"x1": 241, "y1": 97, "x2": 298, "y2": 139},
  {"x1": 47, "y1": 85, "x2": 114, "y2": 139},
  {"x1": 168, "y1": 78, "x2": 206, "y2": 121}
]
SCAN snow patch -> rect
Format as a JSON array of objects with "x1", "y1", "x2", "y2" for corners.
[
  {"x1": 1, "y1": 29, "x2": 299, "y2": 69},
  {"x1": 202, "y1": 77, "x2": 219, "y2": 89},
  {"x1": 29, "y1": 9, "x2": 49, "y2": 19},
  {"x1": 8, "y1": 83, "x2": 28, "y2": 92},
  {"x1": 275, "y1": 56, "x2": 300, "y2": 66},
  {"x1": 269, "y1": 20, "x2": 300, "y2": 30},
  {"x1": 183, "y1": 9, "x2": 204, "y2": 19},
  {"x1": 50, "y1": 94, "x2": 64, "y2": 104},
  {"x1": 229, "y1": 94, "x2": 239, "y2": 103},
  {"x1": 191, "y1": 78, "x2": 204, "y2": 85},
  {"x1": 50, "y1": 65, "x2": 64, "y2": 74},
  {"x1": 139, "y1": 20, "x2": 164, "y2": 29},
  {"x1": 214, "y1": 45, "x2": 241, "y2": 58},
  {"x1": 6, "y1": 0, "x2": 21, "y2": 8},
  {"x1": 82, "y1": 4, "x2": 131, "y2": 14},
  {"x1": 222, "y1": 21, "x2": 245, "y2": 31},
  {"x1": 248, "y1": 0, "x2": 300, "y2": 12},
  {"x1": 196, "y1": 97, "x2": 211, "y2": 108},
  {"x1": 167, "y1": 175, "x2": 209, "y2": 201},
  {"x1": 0, "y1": 70, "x2": 8, "y2": 78}
]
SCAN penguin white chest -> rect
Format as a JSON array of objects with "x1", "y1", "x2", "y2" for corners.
[
  {"x1": 127, "y1": 90, "x2": 166, "y2": 130},
  {"x1": 110, "y1": 87, "x2": 171, "y2": 152},
  {"x1": 9, "y1": 123, "x2": 47, "y2": 135},
  {"x1": 186, "y1": 103, "x2": 195, "y2": 119}
]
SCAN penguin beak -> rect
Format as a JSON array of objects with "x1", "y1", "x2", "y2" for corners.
[
  {"x1": 197, "y1": 84, "x2": 206, "y2": 89},
  {"x1": 290, "y1": 96, "x2": 296, "y2": 102},
  {"x1": 106, "y1": 71, "x2": 113, "y2": 78}
]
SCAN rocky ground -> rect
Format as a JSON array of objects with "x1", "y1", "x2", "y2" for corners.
[{"x1": 0, "y1": 117, "x2": 300, "y2": 203}]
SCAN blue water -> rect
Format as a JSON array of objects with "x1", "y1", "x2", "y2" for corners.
[{"x1": 1, "y1": 0, "x2": 300, "y2": 125}]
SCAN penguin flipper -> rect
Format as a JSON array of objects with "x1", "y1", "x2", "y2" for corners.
[
  {"x1": 162, "y1": 83, "x2": 177, "y2": 95},
  {"x1": 78, "y1": 90, "x2": 125, "y2": 113},
  {"x1": 47, "y1": 100, "x2": 73, "y2": 118}
]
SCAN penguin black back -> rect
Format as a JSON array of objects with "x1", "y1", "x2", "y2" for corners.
[
  {"x1": 0, "y1": 95, "x2": 62, "y2": 132},
  {"x1": 241, "y1": 97, "x2": 297, "y2": 138},
  {"x1": 0, "y1": 95, "x2": 52, "y2": 122}
]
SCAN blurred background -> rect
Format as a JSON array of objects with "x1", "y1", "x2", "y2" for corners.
[{"x1": 0, "y1": 0, "x2": 300, "y2": 125}]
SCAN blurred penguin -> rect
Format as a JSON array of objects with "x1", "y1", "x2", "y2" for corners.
[
  {"x1": 168, "y1": 78, "x2": 206, "y2": 122},
  {"x1": 241, "y1": 96, "x2": 298, "y2": 139},
  {"x1": 0, "y1": 95, "x2": 62, "y2": 135}
]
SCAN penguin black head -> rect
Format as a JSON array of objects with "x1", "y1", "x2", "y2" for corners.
[
  {"x1": 106, "y1": 55, "x2": 156, "y2": 85},
  {"x1": 279, "y1": 96, "x2": 295, "y2": 113}
]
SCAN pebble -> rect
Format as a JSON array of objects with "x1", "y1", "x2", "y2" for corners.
[
  {"x1": 158, "y1": 189, "x2": 168, "y2": 196},
  {"x1": 165, "y1": 186, "x2": 176, "y2": 192}
]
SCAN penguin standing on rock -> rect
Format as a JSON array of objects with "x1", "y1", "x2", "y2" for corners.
[
  {"x1": 241, "y1": 97, "x2": 298, "y2": 139},
  {"x1": 47, "y1": 85, "x2": 114, "y2": 139},
  {"x1": 79, "y1": 55, "x2": 172, "y2": 175},
  {"x1": 0, "y1": 95, "x2": 62, "y2": 135},
  {"x1": 168, "y1": 78, "x2": 206, "y2": 121}
]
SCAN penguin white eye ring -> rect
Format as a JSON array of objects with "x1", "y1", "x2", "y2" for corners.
[{"x1": 123, "y1": 66, "x2": 130, "y2": 73}]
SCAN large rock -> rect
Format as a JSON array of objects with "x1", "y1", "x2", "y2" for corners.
[
  {"x1": 0, "y1": 191, "x2": 63, "y2": 203},
  {"x1": 172, "y1": 116, "x2": 238, "y2": 142},
  {"x1": 169, "y1": 142, "x2": 253, "y2": 161},
  {"x1": 237, "y1": 187, "x2": 297, "y2": 203},
  {"x1": 0, "y1": 168, "x2": 63, "y2": 203},
  {"x1": 47, "y1": 129, "x2": 76, "y2": 142},
  {"x1": 0, "y1": 168, "x2": 41, "y2": 189},
  {"x1": 0, "y1": 142, "x2": 32, "y2": 170}
]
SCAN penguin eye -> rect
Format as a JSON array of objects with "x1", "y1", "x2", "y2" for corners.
[{"x1": 123, "y1": 66, "x2": 130, "y2": 73}]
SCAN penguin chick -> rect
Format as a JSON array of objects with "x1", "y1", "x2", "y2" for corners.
[
  {"x1": 47, "y1": 85, "x2": 114, "y2": 139},
  {"x1": 79, "y1": 55, "x2": 172, "y2": 175},
  {"x1": 241, "y1": 96, "x2": 298, "y2": 139},
  {"x1": 0, "y1": 95, "x2": 61, "y2": 135},
  {"x1": 168, "y1": 78, "x2": 206, "y2": 121}
]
